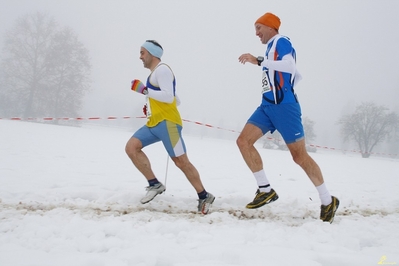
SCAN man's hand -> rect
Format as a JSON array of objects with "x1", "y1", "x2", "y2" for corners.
[
  {"x1": 131, "y1": 79, "x2": 148, "y2": 95},
  {"x1": 142, "y1": 104, "x2": 147, "y2": 116},
  {"x1": 238, "y1": 53, "x2": 257, "y2": 65}
]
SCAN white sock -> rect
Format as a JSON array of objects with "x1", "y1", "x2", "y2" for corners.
[
  {"x1": 254, "y1": 169, "x2": 271, "y2": 193},
  {"x1": 316, "y1": 183, "x2": 332, "y2": 206}
]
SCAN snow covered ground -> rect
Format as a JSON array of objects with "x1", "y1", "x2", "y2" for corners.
[{"x1": 0, "y1": 120, "x2": 398, "y2": 266}]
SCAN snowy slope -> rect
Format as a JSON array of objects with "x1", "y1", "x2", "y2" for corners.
[{"x1": 0, "y1": 120, "x2": 398, "y2": 266}]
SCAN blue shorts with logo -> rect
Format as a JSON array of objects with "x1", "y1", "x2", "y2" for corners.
[
  {"x1": 247, "y1": 103, "x2": 304, "y2": 144},
  {"x1": 133, "y1": 120, "x2": 186, "y2": 157}
]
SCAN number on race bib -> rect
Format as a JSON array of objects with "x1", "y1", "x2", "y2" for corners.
[{"x1": 261, "y1": 71, "x2": 271, "y2": 94}]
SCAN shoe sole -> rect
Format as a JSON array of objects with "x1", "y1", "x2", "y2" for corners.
[
  {"x1": 327, "y1": 198, "x2": 340, "y2": 223},
  {"x1": 246, "y1": 194, "x2": 279, "y2": 209},
  {"x1": 140, "y1": 188, "x2": 166, "y2": 204}
]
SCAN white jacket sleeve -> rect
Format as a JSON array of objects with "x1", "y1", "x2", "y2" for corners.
[
  {"x1": 261, "y1": 54, "x2": 296, "y2": 75},
  {"x1": 147, "y1": 64, "x2": 175, "y2": 103}
]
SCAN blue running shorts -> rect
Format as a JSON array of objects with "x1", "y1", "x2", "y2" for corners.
[
  {"x1": 132, "y1": 120, "x2": 186, "y2": 157},
  {"x1": 247, "y1": 103, "x2": 304, "y2": 144}
]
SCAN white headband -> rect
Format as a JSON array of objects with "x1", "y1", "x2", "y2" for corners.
[{"x1": 141, "y1": 41, "x2": 163, "y2": 59}]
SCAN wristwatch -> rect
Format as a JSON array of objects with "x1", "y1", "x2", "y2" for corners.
[{"x1": 257, "y1": 56, "x2": 264, "y2": 66}]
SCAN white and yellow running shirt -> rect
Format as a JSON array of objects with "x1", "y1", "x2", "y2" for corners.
[{"x1": 145, "y1": 63, "x2": 182, "y2": 128}]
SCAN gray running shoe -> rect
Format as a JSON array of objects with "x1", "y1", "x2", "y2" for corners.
[
  {"x1": 197, "y1": 192, "x2": 215, "y2": 214},
  {"x1": 140, "y1": 183, "x2": 166, "y2": 204}
]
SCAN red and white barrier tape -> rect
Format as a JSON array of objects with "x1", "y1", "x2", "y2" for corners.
[
  {"x1": 1, "y1": 116, "x2": 397, "y2": 157},
  {"x1": 181, "y1": 119, "x2": 240, "y2": 133},
  {"x1": 0, "y1": 116, "x2": 146, "y2": 121}
]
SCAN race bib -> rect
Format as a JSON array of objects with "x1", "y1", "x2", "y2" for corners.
[
  {"x1": 145, "y1": 97, "x2": 152, "y2": 118},
  {"x1": 261, "y1": 71, "x2": 271, "y2": 94}
]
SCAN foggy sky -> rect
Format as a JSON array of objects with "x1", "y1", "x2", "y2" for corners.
[{"x1": 1, "y1": 0, "x2": 398, "y2": 148}]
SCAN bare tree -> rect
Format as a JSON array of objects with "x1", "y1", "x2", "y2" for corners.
[
  {"x1": 303, "y1": 117, "x2": 316, "y2": 142},
  {"x1": 338, "y1": 102, "x2": 399, "y2": 158},
  {"x1": 303, "y1": 116, "x2": 317, "y2": 152},
  {"x1": 45, "y1": 27, "x2": 91, "y2": 118},
  {"x1": 0, "y1": 12, "x2": 90, "y2": 120}
]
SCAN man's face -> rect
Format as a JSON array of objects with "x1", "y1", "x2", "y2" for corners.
[
  {"x1": 255, "y1": 23, "x2": 274, "y2": 44},
  {"x1": 140, "y1": 47, "x2": 153, "y2": 69}
]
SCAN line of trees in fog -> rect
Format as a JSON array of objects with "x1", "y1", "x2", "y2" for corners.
[
  {"x1": 0, "y1": 12, "x2": 91, "y2": 121},
  {"x1": 263, "y1": 102, "x2": 399, "y2": 158}
]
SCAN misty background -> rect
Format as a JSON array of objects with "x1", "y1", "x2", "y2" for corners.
[{"x1": 1, "y1": 0, "x2": 398, "y2": 153}]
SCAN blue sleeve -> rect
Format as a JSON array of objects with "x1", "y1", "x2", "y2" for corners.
[{"x1": 276, "y1": 37, "x2": 293, "y2": 60}]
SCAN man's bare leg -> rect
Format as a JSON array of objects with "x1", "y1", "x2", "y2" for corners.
[
  {"x1": 171, "y1": 154, "x2": 205, "y2": 193},
  {"x1": 286, "y1": 139, "x2": 324, "y2": 186},
  {"x1": 125, "y1": 137, "x2": 156, "y2": 181}
]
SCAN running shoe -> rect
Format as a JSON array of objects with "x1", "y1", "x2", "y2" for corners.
[
  {"x1": 246, "y1": 188, "x2": 279, "y2": 209},
  {"x1": 140, "y1": 183, "x2": 166, "y2": 204}
]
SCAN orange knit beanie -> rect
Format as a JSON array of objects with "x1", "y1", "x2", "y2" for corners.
[{"x1": 255, "y1": 12, "x2": 281, "y2": 31}]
